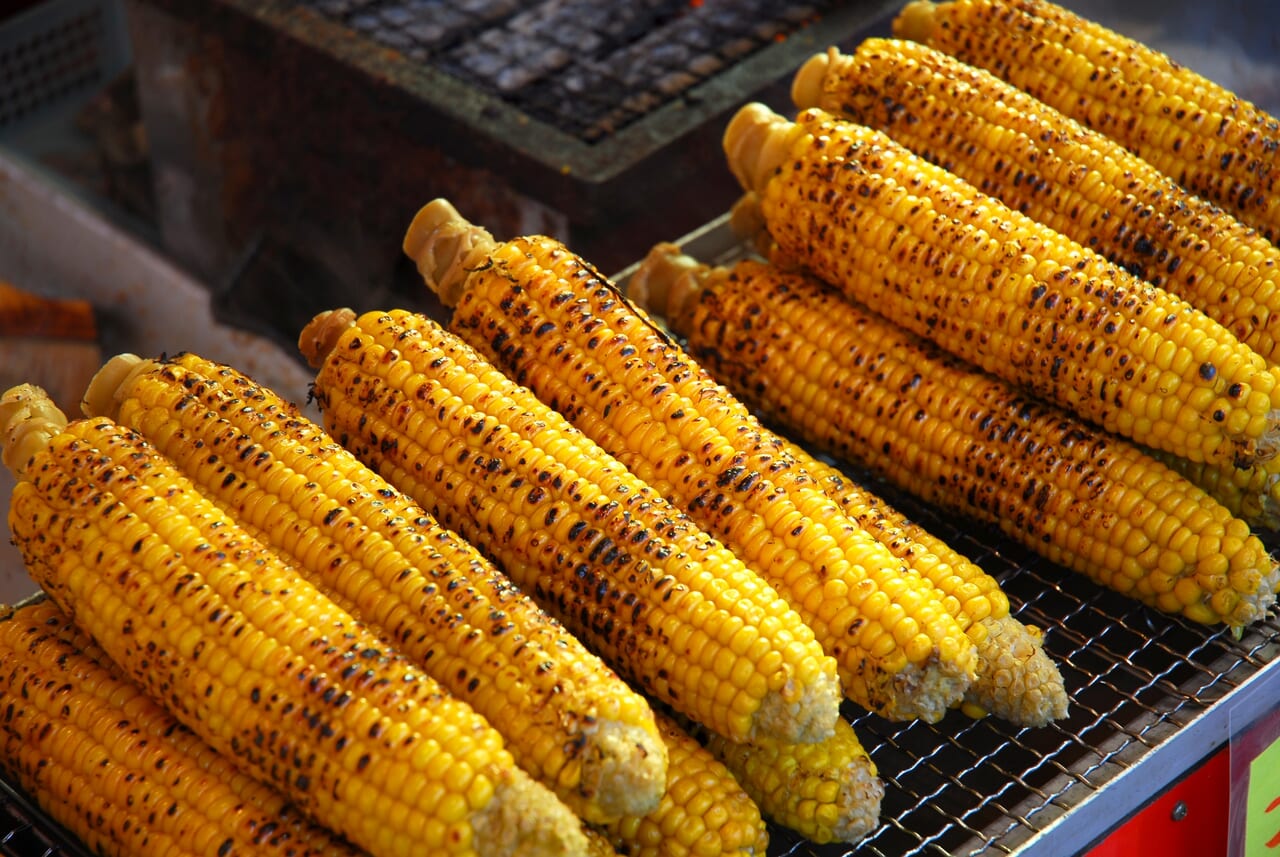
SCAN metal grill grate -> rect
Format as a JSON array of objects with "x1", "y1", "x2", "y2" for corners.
[
  {"x1": 297, "y1": 0, "x2": 834, "y2": 141},
  {"x1": 0, "y1": 778, "x2": 93, "y2": 857}
]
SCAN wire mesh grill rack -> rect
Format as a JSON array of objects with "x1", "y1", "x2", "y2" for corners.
[{"x1": 0, "y1": 221, "x2": 1278, "y2": 857}]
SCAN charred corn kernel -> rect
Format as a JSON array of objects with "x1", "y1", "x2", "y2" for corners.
[
  {"x1": 724, "y1": 103, "x2": 1280, "y2": 469},
  {"x1": 692, "y1": 717, "x2": 882, "y2": 847},
  {"x1": 82, "y1": 352, "x2": 667, "y2": 824},
  {"x1": 0, "y1": 598, "x2": 362, "y2": 857},
  {"x1": 633, "y1": 242, "x2": 1066, "y2": 726},
  {"x1": 0, "y1": 280, "x2": 96, "y2": 340},
  {"x1": 893, "y1": 0, "x2": 1280, "y2": 243},
  {"x1": 402, "y1": 199, "x2": 974, "y2": 724},
  {"x1": 793, "y1": 39, "x2": 1280, "y2": 367},
  {"x1": 1, "y1": 385, "x2": 588, "y2": 857},
  {"x1": 632, "y1": 249, "x2": 1280, "y2": 629},
  {"x1": 298, "y1": 308, "x2": 840, "y2": 745},
  {"x1": 595, "y1": 711, "x2": 768, "y2": 857}
]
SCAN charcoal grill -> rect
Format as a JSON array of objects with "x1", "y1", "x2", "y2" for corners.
[{"x1": 119, "y1": 0, "x2": 902, "y2": 344}]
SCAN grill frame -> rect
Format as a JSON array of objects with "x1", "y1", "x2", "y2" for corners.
[{"x1": 125, "y1": 0, "x2": 903, "y2": 216}]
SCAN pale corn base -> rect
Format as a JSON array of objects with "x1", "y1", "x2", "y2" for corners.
[
  {"x1": 965, "y1": 615, "x2": 1069, "y2": 728},
  {"x1": 474, "y1": 767, "x2": 590, "y2": 857},
  {"x1": 870, "y1": 654, "x2": 972, "y2": 724},
  {"x1": 752, "y1": 665, "x2": 842, "y2": 744},
  {"x1": 581, "y1": 719, "x2": 669, "y2": 820}
]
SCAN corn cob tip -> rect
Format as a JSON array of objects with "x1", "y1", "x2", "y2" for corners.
[
  {"x1": 582, "y1": 720, "x2": 670, "y2": 820},
  {"x1": 704, "y1": 717, "x2": 884, "y2": 846},
  {"x1": 1, "y1": 384, "x2": 66, "y2": 476},
  {"x1": 790, "y1": 48, "x2": 835, "y2": 110},
  {"x1": 475, "y1": 767, "x2": 593, "y2": 857},
  {"x1": 966, "y1": 615, "x2": 1069, "y2": 728},
  {"x1": 626, "y1": 243, "x2": 709, "y2": 335},
  {"x1": 80, "y1": 353, "x2": 150, "y2": 421},
  {"x1": 892, "y1": 0, "x2": 938, "y2": 41},
  {"x1": 723, "y1": 102, "x2": 799, "y2": 195},
  {"x1": 402, "y1": 198, "x2": 499, "y2": 307},
  {"x1": 298, "y1": 307, "x2": 357, "y2": 369}
]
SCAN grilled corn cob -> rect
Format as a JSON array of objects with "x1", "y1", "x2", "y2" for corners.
[
  {"x1": 596, "y1": 711, "x2": 769, "y2": 857},
  {"x1": 402, "y1": 199, "x2": 975, "y2": 723},
  {"x1": 632, "y1": 241, "x2": 1066, "y2": 726},
  {"x1": 695, "y1": 717, "x2": 882, "y2": 847},
  {"x1": 893, "y1": 0, "x2": 1280, "y2": 243},
  {"x1": 298, "y1": 308, "x2": 841, "y2": 745},
  {"x1": 0, "y1": 597, "x2": 363, "y2": 857},
  {"x1": 792, "y1": 39, "x2": 1280, "y2": 367},
  {"x1": 81, "y1": 351, "x2": 667, "y2": 824},
  {"x1": 1, "y1": 384, "x2": 588, "y2": 857},
  {"x1": 631, "y1": 247, "x2": 1280, "y2": 628},
  {"x1": 724, "y1": 103, "x2": 1280, "y2": 470}
]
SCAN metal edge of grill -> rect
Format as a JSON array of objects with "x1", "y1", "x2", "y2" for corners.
[{"x1": 122, "y1": 0, "x2": 904, "y2": 211}]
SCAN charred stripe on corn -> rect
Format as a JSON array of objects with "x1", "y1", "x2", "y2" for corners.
[
  {"x1": 631, "y1": 251, "x2": 1280, "y2": 628},
  {"x1": 403, "y1": 200, "x2": 976, "y2": 724},
  {"x1": 723, "y1": 103, "x2": 1280, "y2": 469},
  {"x1": 792, "y1": 39, "x2": 1280, "y2": 367},
  {"x1": 82, "y1": 351, "x2": 667, "y2": 824},
  {"x1": 1, "y1": 384, "x2": 588, "y2": 857},
  {"x1": 0, "y1": 597, "x2": 362, "y2": 857},
  {"x1": 298, "y1": 308, "x2": 841, "y2": 745},
  {"x1": 893, "y1": 0, "x2": 1280, "y2": 243}
]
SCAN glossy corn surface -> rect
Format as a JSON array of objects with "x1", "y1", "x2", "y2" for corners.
[
  {"x1": 0, "y1": 598, "x2": 363, "y2": 857},
  {"x1": 893, "y1": 0, "x2": 1280, "y2": 243},
  {"x1": 298, "y1": 308, "x2": 841, "y2": 745},
  {"x1": 83, "y1": 351, "x2": 666, "y2": 824},
  {"x1": 1153, "y1": 451, "x2": 1280, "y2": 534},
  {"x1": 402, "y1": 199, "x2": 973, "y2": 723},
  {"x1": 631, "y1": 243, "x2": 1066, "y2": 725},
  {"x1": 794, "y1": 39, "x2": 1280, "y2": 367},
  {"x1": 642, "y1": 254, "x2": 1279, "y2": 628},
  {"x1": 2, "y1": 385, "x2": 587, "y2": 857},
  {"x1": 597, "y1": 711, "x2": 769, "y2": 857},
  {"x1": 724, "y1": 103, "x2": 1280, "y2": 469}
]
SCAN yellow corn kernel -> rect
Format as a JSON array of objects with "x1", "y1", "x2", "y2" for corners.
[
  {"x1": 595, "y1": 711, "x2": 769, "y2": 857},
  {"x1": 894, "y1": 0, "x2": 1280, "y2": 243},
  {"x1": 400, "y1": 199, "x2": 974, "y2": 724},
  {"x1": 0, "y1": 598, "x2": 362, "y2": 857},
  {"x1": 793, "y1": 39, "x2": 1280, "y2": 367},
  {"x1": 628, "y1": 249, "x2": 1279, "y2": 630},
  {"x1": 722, "y1": 102, "x2": 1280, "y2": 469},
  {"x1": 82, "y1": 352, "x2": 666, "y2": 824},
  {"x1": 1, "y1": 385, "x2": 588, "y2": 857},
  {"x1": 298, "y1": 308, "x2": 841, "y2": 745},
  {"x1": 697, "y1": 718, "x2": 882, "y2": 846}
]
